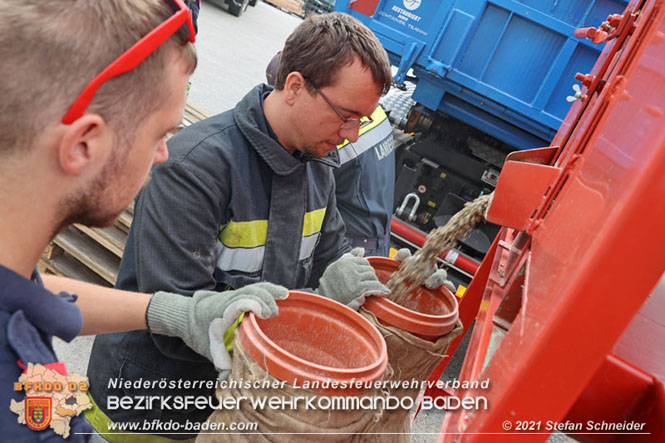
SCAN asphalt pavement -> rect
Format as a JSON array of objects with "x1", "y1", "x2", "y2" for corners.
[{"x1": 188, "y1": 0, "x2": 302, "y2": 115}]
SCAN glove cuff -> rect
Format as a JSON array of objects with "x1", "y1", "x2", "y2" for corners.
[{"x1": 146, "y1": 291, "x2": 192, "y2": 339}]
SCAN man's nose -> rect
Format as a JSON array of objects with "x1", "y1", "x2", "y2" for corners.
[{"x1": 339, "y1": 125, "x2": 360, "y2": 143}]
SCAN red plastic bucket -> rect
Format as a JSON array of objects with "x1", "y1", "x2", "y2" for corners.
[
  {"x1": 239, "y1": 291, "x2": 387, "y2": 396},
  {"x1": 364, "y1": 257, "x2": 459, "y2": 340}
]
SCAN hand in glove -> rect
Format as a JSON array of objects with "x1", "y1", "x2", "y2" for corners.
[
  {"x1": 316, "y1": 247, "x2": 390, "y2": 310},
  {"x1": 394, "y1": 248, "x2": 457, "y2": 293},
  {"x1": 146, "y1": 282, "x2": 288, "y2": 379}
]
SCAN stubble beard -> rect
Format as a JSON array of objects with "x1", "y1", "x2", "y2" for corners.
[
  {"x1": 302, "y1": 141, "x2": 334, "y2": 159},
  {"x1": 54, "y1": 146, "x2": 126, "y2": 234}
]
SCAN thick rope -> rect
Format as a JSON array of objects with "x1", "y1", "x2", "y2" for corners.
[{"x1": 388, "y1": 193, "x2": 494, "y2": 305}]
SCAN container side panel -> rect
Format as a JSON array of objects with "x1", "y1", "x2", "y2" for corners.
[
  {"x1": 550, "y1": 0, "x2": 592, "y2": 25},
  {"x1": 482, "y1": 16, "x2": 566, "y2": 104},
  {"x1": 545, "y1": 45, "x2": 602, "y2": 119},
  {"x1": 432, "y1": 9, "x2": 475, "y2": 67},
  {"x1": 516, "y1": 0, "x2": 591, "y2": 26},
  {"x1": 458, "y1": 5, "x2": 510, "y2": 79},
  {"x1": 586, "y1": 0, "x2": 630, "y2": 27}
]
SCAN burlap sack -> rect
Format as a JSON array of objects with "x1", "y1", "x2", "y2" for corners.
[
  {"x1": 358, "y1": 308, "x2": 463, "y2": 441},
  {"x1": 197, "y1": 334, "x2": 384, "y2": 443}
]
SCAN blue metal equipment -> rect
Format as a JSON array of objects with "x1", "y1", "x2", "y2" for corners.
[{"x1": 336, "y1": 0, "x2": 628, "y2": 149}]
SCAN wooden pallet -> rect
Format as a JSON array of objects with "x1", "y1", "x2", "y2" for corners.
[
  {"x1": 264, "y1": 0, "x2": 304, "y2": 17},
  {"x1": 39, "y1": 102, "x2": 211, "y2": 286}
]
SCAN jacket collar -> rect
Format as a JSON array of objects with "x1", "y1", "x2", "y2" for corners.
[
  {"x1": 0, "y1": 265, "x2": 82, "y2": 342},
  {"x1": 295, "y1": 148, "x2": 341, "y2": 168}
]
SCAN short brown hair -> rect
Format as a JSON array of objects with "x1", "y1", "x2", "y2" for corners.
[
  {"x1": 274, "y1": 12, "x2": 391, "y2": 95},
  {"x1": 0, "y1": 0, "x2": 197, "y2": 156}
]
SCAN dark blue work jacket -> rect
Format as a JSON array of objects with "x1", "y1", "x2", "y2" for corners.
[{"x1": 0, "y1": 265, "x2": 90, "y2": 441}]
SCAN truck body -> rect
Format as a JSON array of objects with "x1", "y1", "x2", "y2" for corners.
[
  {"x1": 207, "y1": 0, "x2": 256, "y2": 17},
  {"x1": 334, "y1": 0, "x2": 628, "y2": 270}
]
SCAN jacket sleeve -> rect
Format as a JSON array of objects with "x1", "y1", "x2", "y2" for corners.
[
  {"x1": 307, "y1": 182, "x2": 352, "y2": 288},
  {"x1": 126, "y1": 133, "x2": 232, "y2": 360},
  {"x1": 132, "y1": 139, "x2": 230, "y2": 297}
]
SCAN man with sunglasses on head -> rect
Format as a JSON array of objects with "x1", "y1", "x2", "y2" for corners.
[
  {"x1": 87, "y1": 12, "x2": 394, "y2": 439},
  {"x1": 0, "y1": 1, "x2": 288, "y2": 441}
]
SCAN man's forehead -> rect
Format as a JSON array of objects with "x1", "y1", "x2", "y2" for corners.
[
  {"x1": 326, "y1": 67, "x2": 382, "y2": 116},
  {"x1": 335, "y1": 88, "x2": 382, "y2": 117},
  {"x1": 339, "y1": 98, "x2": 380, "y2": 118},
  {"x1": 332, "y1": 59, "x2": 379, "y2": 83}
]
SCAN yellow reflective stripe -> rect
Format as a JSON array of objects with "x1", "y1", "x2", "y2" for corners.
[
  {"x1": 217, "y1": 209, "x2": 325, "y2": 265},
  {"x1": 85, "y1": 393, "x2": 193, "y2": 443},
  {"x1": 225, "y1": 313, "x2": 242, "y2": 351},
  {"x1": 219, "y1": 220, "x2": 268, "y2": 248},
  {"x1": 338, "y1": 106, "x2": 389, "y2": 149},
  {"x1": 302, "y1": 208, "x2": 326, "y2": 237}
]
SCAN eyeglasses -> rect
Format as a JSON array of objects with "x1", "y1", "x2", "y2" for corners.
[
  {"x1": 306, "y1": 78, "x2": 373, "y2": 130},
  {"x1": 61, "y1": 0, "x2": 196, "y2": 124}
]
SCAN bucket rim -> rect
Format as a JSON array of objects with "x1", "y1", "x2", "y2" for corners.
[
  {"x1": 365, "y1": 256, "x2": 460, "y2": 338},
  {"x1": 239, "y1": 291, "x2": 388, "y2": 394}
]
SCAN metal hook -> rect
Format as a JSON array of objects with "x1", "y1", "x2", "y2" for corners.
[{"x1": 396, "y1": 192, "x2": 421, "y2": 222}]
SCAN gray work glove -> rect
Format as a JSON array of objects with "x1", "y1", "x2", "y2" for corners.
[
  {"x1": 316, "y1": 247, "x2": 390, "y2": 310},
  {"x1": 394, "y1": 248, "x2": 457, "y2": 293},
  {"x1": 147, "y1": 282, "x2": 289, "y2": 379}
]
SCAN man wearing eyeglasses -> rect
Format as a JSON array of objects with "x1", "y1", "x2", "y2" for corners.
[
  {"x1": 87, "y1": 12, "x2": 393, "y2": 439},
  {"x1": 1, "y1": 1, "x2": 290, "y2": 441},
  {"x1": 266, "y1": 51, "x2": 395, "y2": 258}
]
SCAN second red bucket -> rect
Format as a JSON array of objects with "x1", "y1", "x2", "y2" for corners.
[{"x1": 364, "y1": 256, "x2": 459, "y2": 340}]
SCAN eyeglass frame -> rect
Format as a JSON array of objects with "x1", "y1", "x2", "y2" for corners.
[
  {"x1": 61, "y1": 0, "x2": 196, "y2": 125},
  {"x1": 305, "y1": 78, "x2": 373, "y2": 130}
]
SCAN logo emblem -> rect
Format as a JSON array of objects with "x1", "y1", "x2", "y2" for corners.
[
  {"x1": 403, "y1": 0, "x2": 421, "y2": 11},
  {"x1": 25, "y1": 397, "x2": 52, "y2": 431}
]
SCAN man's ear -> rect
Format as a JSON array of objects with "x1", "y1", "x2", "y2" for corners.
[
  {"x1": 58, "y1": 114, "x2": 111, "y2": 177},
  {"x1": 283, "y1": 71, "x2": 307, "y2": 106}
]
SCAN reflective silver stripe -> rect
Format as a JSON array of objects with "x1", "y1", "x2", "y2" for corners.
[
  {"x1": 338, "y1": 144, "x2": 359, "y2": 164},
  {"x1": 216, "y1": 233, "x2": 320, "y2": 273},
  {"x1": 299, "y1": 233, "x2": 320, "y2": 261},
  {"x1": 216, "y1": 240, "x2": 265, "y2": 273},
  {"x1": 337, "y1": 117, "x2": 393, "y2": 165}
]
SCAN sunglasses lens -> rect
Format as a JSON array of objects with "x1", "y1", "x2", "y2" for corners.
[
  {"x1": 181, "y1": 23, "x2": 194, "y2": 42},
  {"x1": 164, "y1": 0, "x2": 195, "y2": 42}
]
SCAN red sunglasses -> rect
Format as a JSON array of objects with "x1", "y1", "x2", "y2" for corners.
[{"x1": 61, "y1": 0, "x2": 196, "y2": 124}]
